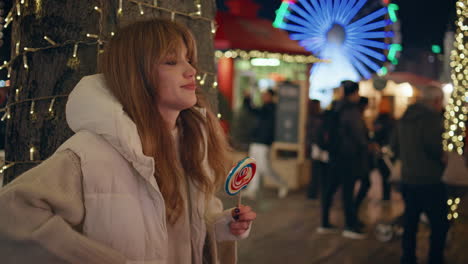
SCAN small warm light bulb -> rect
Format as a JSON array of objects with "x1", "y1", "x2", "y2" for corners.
[
  {"x1": 94, "y1": 6, "x2": 102, "y2": 13},
  {"x1": 4, "y1": 18, "x2": 10, "y2": 28},
  {"x1": 43, "y1": 36, "x2": 57, "y2": 46},
  {"x1": 30, "y1": 147, "x2": 35, "y2": 161},
  {"x1": 211, "y1": 21, "x2": 217, "y2": 34},
  {"x1": 0, "y1": 164, "x2": 13, "y2": 174},
  {"x1": 16, "y1": 42, "x2": 20, "y2": 55},
  {"x1": 15, "y1": 88, "x2": 20, "y2": 101},
  {"x1": 23, "y1": 54, "x2": 29, "y2": 69},
  {"x1": 49, "y1": 98, "x2": 56, "y2": 113},
  {"x1": 73, "y1": 43, "x2": 79, "y2": 58},
  {"x1": 217, "y1": 113, "x2": 222, "y2": 119},
  {"x1": 199, "y1": 73, "x2": 207, "y2": 85},
  {"x1": 30, "y1": 101, "x2": 35, "y2": 115},
  {"x1": 86, "y1": 33, "x2": 99, "y2": 39},
  {"x1": 118, "y1": 0, "x2": 123, "y2": 15},
  {"x1": 138, "y1": 4, "x2": 144, "y2": 15},
  {"x1": 1, "y1": 109, "x2": 8, "y2": 121}
]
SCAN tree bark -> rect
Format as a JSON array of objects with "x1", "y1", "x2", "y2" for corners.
[{"x1": 4, "y1": 0, "x2": 217, "y2": 184}]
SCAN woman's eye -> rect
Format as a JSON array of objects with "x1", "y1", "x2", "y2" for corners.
[{"x1": 165, "y1": 60, "x2": 177, "y2": 65}]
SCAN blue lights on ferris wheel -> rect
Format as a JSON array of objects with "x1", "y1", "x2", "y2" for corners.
[{"x1": 276, "y1": 0, "x2": 393, "y2": 80}]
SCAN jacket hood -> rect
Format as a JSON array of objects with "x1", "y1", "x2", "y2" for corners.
[
  {"x1": 400, "y1": 102, "x2": 436, "y2": 122},
  {"x1": 66, "y1": 74, "x2": 154, "y2": 177}
]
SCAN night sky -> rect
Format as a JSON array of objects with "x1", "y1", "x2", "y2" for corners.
[{"x1": 217, "y1": 0, "x2": 457, "y2": 51}]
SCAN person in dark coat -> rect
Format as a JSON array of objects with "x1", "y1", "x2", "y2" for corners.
[
  {"x1": 306, "y1": 99, "x2": 324, "y2": 199},
  {"x1": 242, "y1": 89, "x2": 288, "y2": 199},
  {"x1": 392, "y1": 85, "x2": 448, "y2": 264},
  {"x1": 354, "y1": 97, "x2": 373, "y2": 223},
  {"x1": 317, "y1": 81, "x2": 367, "y2": 239}
]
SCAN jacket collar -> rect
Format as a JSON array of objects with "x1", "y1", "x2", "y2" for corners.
[{"x1": 66, "y1": 74, "x2": 155, "y2": 180}]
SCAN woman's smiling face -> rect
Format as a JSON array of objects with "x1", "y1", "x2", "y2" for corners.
[{"x1": 155, "y1": 41, "x2": 197, "y2": 116}]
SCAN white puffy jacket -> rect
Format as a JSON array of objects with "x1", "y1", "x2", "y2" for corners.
[{"x1": 0, "y1": 74, "x2": 248, "y2": 264}]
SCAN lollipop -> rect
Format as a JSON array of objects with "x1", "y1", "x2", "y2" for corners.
[{"x1": 225, "y1": 157, "x2": 256, "y2": 206}]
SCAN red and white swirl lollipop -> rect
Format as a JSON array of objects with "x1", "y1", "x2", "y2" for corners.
[{"x1": 225, "y1": 157, "x2": 256, "y2": 205}]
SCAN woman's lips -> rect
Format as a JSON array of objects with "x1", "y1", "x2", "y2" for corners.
[{"x1": 181, "y1": 83, "x2": 196, "y2": 90}]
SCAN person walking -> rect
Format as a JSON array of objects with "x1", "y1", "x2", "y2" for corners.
[
  {"x1": 354, "y1": 96, "x2": 373, "y2": 224},
  {"x1": 317, "y1": 81, "x2": 367, "y2": 239},
  {"x1": 392, "y1": 85, "x2": 448, "y2": 264},
  {"x1": 243, "y1": 89, "x2": 289, "y2": 199}
]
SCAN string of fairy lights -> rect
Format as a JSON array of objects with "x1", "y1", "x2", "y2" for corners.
[
  {"x1": 215, "y1": 49, "x2": 323, "y2": 64},
  {"x1": 442, "y1": 0, "x2": 465, "y2": 224},
  {"x1": 0, "y1": 0, "x2": 219, "y2": 174},
  {"x1": 442, "y1": 0, "x2": 467, "y2": 156}
]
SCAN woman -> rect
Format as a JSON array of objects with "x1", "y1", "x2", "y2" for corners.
[{"x1": 0, "y1": 19, "x2": 255, "y2": 264}]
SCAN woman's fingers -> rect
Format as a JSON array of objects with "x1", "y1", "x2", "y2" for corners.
[
  {"x1": 230, "y1": 221, "x2": 250, "y2": 230},
  {"x1": 229, "y1": 221, "x2": 250, "y2": 236},
  {"x1": 232, "y1": 205, "x2": 257, "y2": 221},
  {"x1": 230, "y1": 204, "x2": 257, "y2": 236}
]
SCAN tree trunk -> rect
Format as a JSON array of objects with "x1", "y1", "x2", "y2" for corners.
[{"x1": 4, "y1": 0, "x2": 217, "y2": 184}]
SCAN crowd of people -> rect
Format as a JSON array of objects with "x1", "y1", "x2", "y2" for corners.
[
  {"x1": 305, "y1": 80, "x2": 467, "y2": 264},
  {"x1": 225, "y1": 78, "x2": 466, "y2": 263}
]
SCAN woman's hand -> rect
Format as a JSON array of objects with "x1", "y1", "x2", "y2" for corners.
[{"x1": 229, "y1": 205, "x2": 256, "y2": 236}]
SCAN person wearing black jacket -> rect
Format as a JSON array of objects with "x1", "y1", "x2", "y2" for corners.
[
  {"x1": 336, "y1": 81, "x2": 368, "y2": 239},
  {"x1": 317, "y1": 81, "x2": 367, "y2": 239},
  {"x1": 242, "y1": 89, "x2": 288, "y2": 199},
  {"x1": 392, "y1": 85, "x2": 448, "y2": 264},
  {"x1": 306, "y1": 99, "x2": 324, "y2": 199},
  {"x1": 354, "y1": 97, "x2": 373, "y2": 220}
]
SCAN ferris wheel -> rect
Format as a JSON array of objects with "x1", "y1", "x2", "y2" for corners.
[{"x1": 274, "y1": 0, "x2": 395, "y2": 103}]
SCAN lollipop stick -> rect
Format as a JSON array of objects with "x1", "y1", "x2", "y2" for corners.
[{"x1": 237, "y1": 190, "x2": 242, "y2": 208}]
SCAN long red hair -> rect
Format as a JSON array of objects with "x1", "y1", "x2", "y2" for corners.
[{"x1": 99, "y1": 18, "x2": 230, "y2": 224}]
